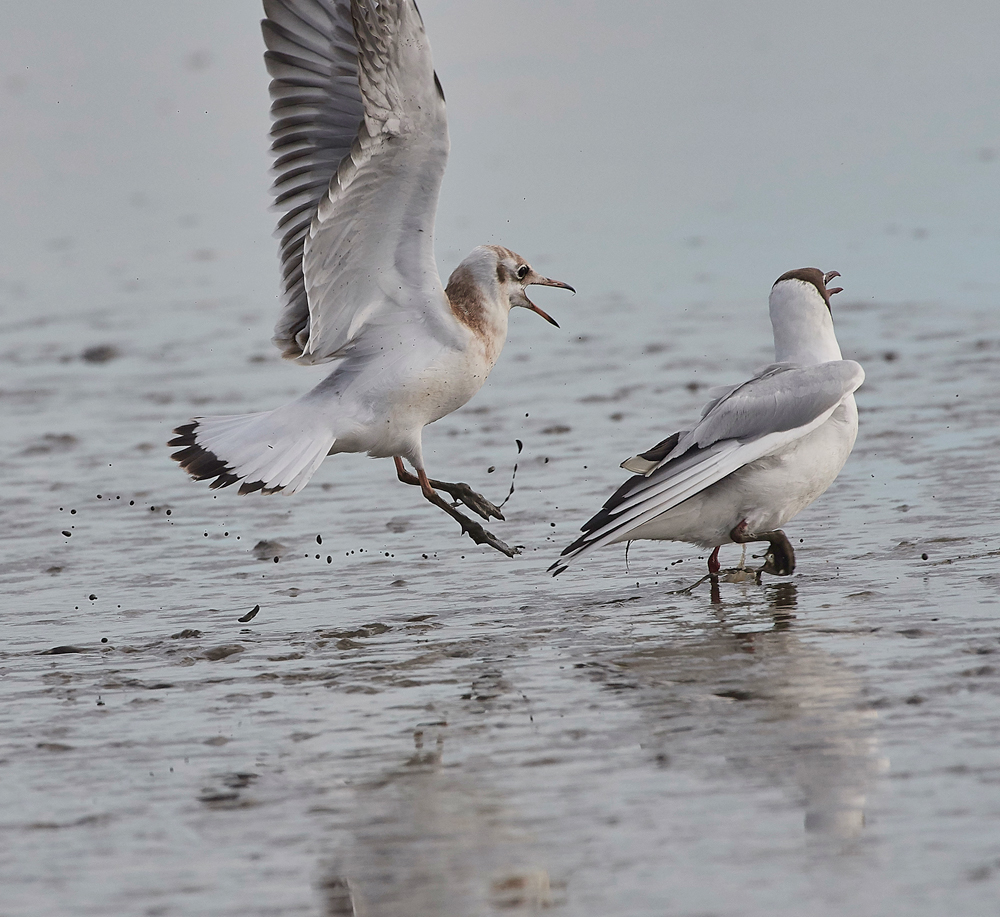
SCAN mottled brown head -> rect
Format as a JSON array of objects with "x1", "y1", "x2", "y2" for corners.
[
  {"x1": 482, "y1": 245, "x2": 574, "y2": 327},
  {"x1": 773, "y1": 267, "x2": 843, "y2": 311},
  {"x1": 446, "y1": 245, "x2": 574, "y2": 334}
]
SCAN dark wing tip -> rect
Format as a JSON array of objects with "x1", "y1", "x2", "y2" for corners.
[
  {"x1": 170, "y1": 436, "x2": 230, "y2": 483},
  {"x1": 209, "y1": 472, "x2": 241, "y2": 490},
  {"x1": 635, "y1": 431, "x2": 681, "y2": 466},
  {"x1": 559, "y1": 534, "x2": 590, "y2": 556},
  {"x1": 168, "y1": 422, "x2": 198, "y2": 447},
  {"x1": 576, "y1": 471, "x2": 650, "y2": 535},
  {"x1": 169, "y1": 421, "x2": 271, "y2": 493}
]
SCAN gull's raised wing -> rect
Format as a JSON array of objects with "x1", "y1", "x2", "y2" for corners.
[
  {"x1": 552, "y1": 360, "x2": 864, "y2": 571},
  {"x1": 262, "y1": 0, "x2": 450, "y2": 364},
  {"x1": 262, "y1": 0, "x2": 364, "y2": 357}
]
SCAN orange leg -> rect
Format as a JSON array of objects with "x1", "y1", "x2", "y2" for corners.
[
  {"x1": 393, "y1": 456, "x2": 504, "y2": 521},
  {"x1": 392, "y1": 457, "x2": 520, "y2": 557}
]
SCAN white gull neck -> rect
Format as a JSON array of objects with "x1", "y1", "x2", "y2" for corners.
[
  {"x1": 769, "y1": 279, "x2": 844, "y2": 365},
  {"x1": 444, "y1": 247, "x2": 510, "y2": 359}
]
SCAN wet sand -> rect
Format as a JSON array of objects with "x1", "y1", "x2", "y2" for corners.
[{"x1": 3, "y1": 288, "x2": 1000, "y2": 915}]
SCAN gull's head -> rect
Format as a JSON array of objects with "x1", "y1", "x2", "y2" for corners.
[
  {"x1": 448, "y1": 245, "x2": 574, "y2": 330},
  {"x1": 771, "y1": 267, "x2": 843, "y2": 314},
  {"x1": 491, "y1": 246, "x2": 574, "y2": 327},
  {"x1": 769, "y1": 267, "x2": 845, "y2": 364}
]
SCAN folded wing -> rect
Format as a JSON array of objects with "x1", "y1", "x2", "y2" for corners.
[
  {"x1": 262, "y1": 0, "x2": 451, "y2": 364},
  {"x1": 551, "y1": 360, "x2": 864, "y2": 572}
]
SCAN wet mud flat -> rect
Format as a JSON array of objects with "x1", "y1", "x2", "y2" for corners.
[{"x1": 3, "y1": 292, "x2": 1000, "y2": 915}]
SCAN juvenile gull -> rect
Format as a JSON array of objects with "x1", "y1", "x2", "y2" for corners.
[
  {"x1": 170, "y1": 0, "x2": 572, "y2": 557},
  {"x1": 550, "y1": 269, "x2": 863, "y2": 578}
]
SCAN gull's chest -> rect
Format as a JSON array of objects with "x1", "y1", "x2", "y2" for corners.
[
  {"x1": 400, "y1": 296, "x2": 508, "y2": 421},
  {"x1": 407, "y1": 331, "x2": 500, "y2": 423},
  {"x1": 743, "y1": 395, "x2": 859, "y2": 527}
]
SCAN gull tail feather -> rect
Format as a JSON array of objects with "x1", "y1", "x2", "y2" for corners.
[{"x1": 170, "y1": 403, "x2": 336, "y2": 496}]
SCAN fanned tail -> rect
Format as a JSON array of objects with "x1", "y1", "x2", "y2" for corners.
[{"x1": 169, "y1": 404, "x2": 335, "y2": 495}]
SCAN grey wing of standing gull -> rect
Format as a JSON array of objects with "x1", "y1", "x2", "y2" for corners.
[
  {"x1": 555, "y1": 360, "x2": 865, "y2": 566},
  {"x1": 674, "y1": 360, "x2": 866, "y2": 456},
  {"x1": 625, "y1": 361, "x2": 865, "y2": 476}
]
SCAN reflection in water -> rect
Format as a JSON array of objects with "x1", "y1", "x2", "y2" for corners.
[
  {"x1": 319, "y1": 876, "x2": 357, "y2": 916},
  {"x1": 315, "y1": 583, "x2": 886, "y2": 914},
  {"x1": 602, "y1": 583, "x2": 887, "y2": 841},
  {"x1": 318, "y1": 725, "x2": 555, "y2": 916}
]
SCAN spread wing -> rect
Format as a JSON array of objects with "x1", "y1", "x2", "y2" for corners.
[
  {"x1": 262, "y1": 0, "x2": 451, "y2": 365},
  {"x1": 551, "y1": 360, "x2": 865, "y2": 572}
]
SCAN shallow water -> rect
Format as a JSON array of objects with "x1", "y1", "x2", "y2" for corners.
[
  {"x1": 5, "y1": 1, "x2": 1000, "y2": 913},
  {"x1": 4, "y1": 285, "x2": 1000, "y2": 916}
]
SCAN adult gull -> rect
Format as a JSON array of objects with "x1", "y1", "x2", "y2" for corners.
[{"x1": 550, "y1": 268, "x2": 863, "y2": 579}]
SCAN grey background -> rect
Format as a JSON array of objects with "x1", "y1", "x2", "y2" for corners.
[
  {"x1": 3, "y1": 4, "x2": 1000, "y2": 916},
  {"x1": 2, "y1": 0, "x2": 998, "y2": 320}
]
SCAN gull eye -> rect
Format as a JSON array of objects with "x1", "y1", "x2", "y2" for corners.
[{"x1": 516, "y1": 264, "x2": 530, "y2": 280}]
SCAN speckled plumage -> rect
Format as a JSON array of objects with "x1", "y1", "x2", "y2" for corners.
[{"x1": 171, "y1": 0, "x2": 571, "y2": 554}]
